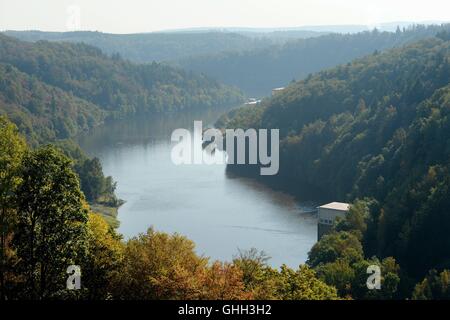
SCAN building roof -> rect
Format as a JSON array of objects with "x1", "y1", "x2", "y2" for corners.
[{"x1": 317, "y1": 202, "x2": 350, "y2": 211}]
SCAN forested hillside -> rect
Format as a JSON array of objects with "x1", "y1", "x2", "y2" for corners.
[
  {"x1": 0, "y1": 34, "x2": 243, "y2": 226},
  {"x1": 0, "y1": 63, "x2": 105, "y2": 145},
  {"x1": 218, "y1": 33, "x2": 450, "y2": 286},
  {"x1": 0, "y1": 34, "x2": 244, "y2": 121},
  {"x1": 181, "y1": 24, "x2": 450, "y2": 96},
  {"x1": 3, "y1": 30, "x2": 277, "y2": 63},
  {"x1": 0, "y1": 115, "x2": 341, "y2": 300}
]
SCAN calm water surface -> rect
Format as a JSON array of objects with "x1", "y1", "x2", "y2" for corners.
[{"x1": 79, "y1": 110, "x2": 317, "y2": 268}]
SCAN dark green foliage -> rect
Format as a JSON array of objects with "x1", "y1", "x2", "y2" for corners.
[
  {"x1": 53, "y1": 140, "x2": 118, "y2": 205},
  {"x1": 78, "y1": 157, "x2": 111, "y2": 202},
  {"x1": 12, "y1": 146, "x2": 88, "y2": 299},
  {"x1": 413, "y1": 269, "x2": 450, "y2": 299},
  {"x1": 221, "y1": 36, "x2": 450, "y2": 281},
  {"x1": 0, "y1": 34, "x2": 241, "y2": 217},
  {"x1": 307, "y1": 200, "x2": 401, "y2": 299},
  {"x1": 0, "y1": 34, "x2": 244, "y2": 122},
  {"x1": 335, "y1": 199, "x2": 371, "y2": 240},
  {"x1": 0, "y1": 63, "x2": 105, "y2": 146},
  {"x1": 308, "y1": 232, "x2": 364, "y2": 268}
]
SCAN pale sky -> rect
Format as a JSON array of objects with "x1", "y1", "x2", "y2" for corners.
[{"x1": 1, "y1": 0, "x2": 449, "y2": 33}]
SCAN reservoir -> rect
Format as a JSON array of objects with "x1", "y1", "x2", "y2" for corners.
[{"x1": 78, "y1": 110, "x2": 317, "y2": 268}]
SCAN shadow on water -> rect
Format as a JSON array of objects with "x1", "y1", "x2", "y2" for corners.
[
  {"x1": 78, "y1": 110, "x2": 222, "y2": 154},
  {"x1": 78, "y1": 110, "x2": 317, "y2": 268}
]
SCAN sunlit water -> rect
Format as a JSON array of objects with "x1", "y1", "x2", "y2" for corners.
[{"x1": 78, "y1": 110, "x2": 317, "y2": 268}]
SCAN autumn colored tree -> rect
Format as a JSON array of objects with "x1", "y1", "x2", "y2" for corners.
[
  {"x1": 111, "y1": 227, "x2": 209, "y2": 299},
  {"x1": 82, "y1": 212, "x2": 124, "y2": 299},
  {"x1": 232, "y1": 248, "x2": 277, "y2": 299},
  {"x1": 199, "y1": 261, "x2": 251, "y2": 300}
]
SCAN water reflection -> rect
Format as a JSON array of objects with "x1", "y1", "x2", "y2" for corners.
[{"x1": 78, "y1": 110, "x2": 317, "y2": 268}]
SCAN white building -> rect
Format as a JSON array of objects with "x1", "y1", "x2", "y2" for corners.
[
  {"x1": 271, "y1": 87, "x2": 285, "y2": 96},
  {"x1": 244, "y1": 98, "x2": 261, "y2": 106},
  {"x1": 317, "y1": 202, "x2": 350, "y2": 240}
]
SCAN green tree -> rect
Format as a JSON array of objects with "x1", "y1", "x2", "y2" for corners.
[
  {"x1": 78, "y1": 157, "x2": 105, "y2": 202},
  {"x1": 307, "y1": 231, "x2": 364, "y2": 268},
  {"x1": 13, "y1": 146, "x2": 88, "y2": 299},
  {"x1": 0, "y1": 116, "x2": 26, "y2": 300},
  {"x1": 232, "y1": 248, "x2": 273, "y2": 297},
  {"x1": 274, "y1": 265, "x2": 339, "y2": 300},
  {"x1": 315, "y1": 258, "x2": 355, "y2": 297},
  {"x1": 233, "y1": 249, "x2": 339, "y2": 300},
  {"x1": 351, "y1": 257, "x2": 401, "y2": 300},
  {"x1": 412, "y1": 269, "x2": 450, "y2": 300},
  {"x1": 335, "y1": 199, "x2": 370, "y2": 240}
]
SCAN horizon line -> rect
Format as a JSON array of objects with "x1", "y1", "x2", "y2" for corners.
[{"x1": 1, "y1": 20, "x2": 449, "y2": 35}]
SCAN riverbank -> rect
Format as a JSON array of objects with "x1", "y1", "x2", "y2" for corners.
[{"x1": 78, "y1": 113, "x2": 317, "y2": 267}]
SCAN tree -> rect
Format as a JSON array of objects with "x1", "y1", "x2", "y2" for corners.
[
  {"x1": 335, "y1": 199, "x2": 370, "y2": 240},
  {"x1": 78, "y1": 157, "x2": 105, "y2": 202},
  {"x1": 198, "y1": 261, "x2": 251, "y2": 300},
  {"x1": 315, "y1": 258, "x2": 355, "y2": 297},
  {"x1": 232, "y1": 248, "x2": 274, "y2": 298},
  {"x1": 351, "y1": 257, "x2": 401, "y2": 300},
  {"x1": 82, "y1": 212, "x2": 124, "y2": 299},
  {"x1": 274, "y1": 265, "x2": 339, "y2": 300},
  {"x1": 0, "y1": 116, "x2": 26, "y2": 300},
  {"x1": 111, "y1": 227, "x2": 208, "y2": 300},
  {"x1": 412, "y1": 269, "x2": 450, "y2": 300},
  {"x1": 13, "y1": 146, "x2": 88, "y2": 299},
  {"x1": 232, "y1": 249, "x2": 339, "y2": 300},
  {"x1": 307, "y1": 231, "x2": 364, "y2": 268}
]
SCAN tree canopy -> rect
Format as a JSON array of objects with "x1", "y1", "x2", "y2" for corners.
[{"x1": 219, "y1": 35, "x2": 450, "y2": 288}]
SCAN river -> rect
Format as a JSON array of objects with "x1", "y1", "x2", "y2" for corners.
[{"x1": 78, "y1": 110, "x2": 317, "y2": 268}]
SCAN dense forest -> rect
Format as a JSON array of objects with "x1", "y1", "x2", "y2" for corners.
[
  {"x1": 181, "y1": 24, "x2": 450, "y2": 96},
  {"x1": 0, "y1": 34, "x2": 244, "y2": 126},
  {"x1": 2, "y1": 30, "x2": 283, "y2": 63},
  {"x1": 0, "y1": 63, "x2": 105, "y2": 144},
  {"x1": 217, "y1": 32, "x2": 450, "y2": 298},
  {"x1": 5, "y1": 23, "x2": 429, "y2": 65},
  {"x1": 0, "y1": 115, "x2": 344, "y2": 300},
  {"x1": 0, "y1": 113, "x2": 444, "y2": 300},
  {"x1": 0, "y1": 33, "x2": 244, "y2": 226},
  {"x1": 9, "y1": 26, "x2": 449, "y2": 98}
]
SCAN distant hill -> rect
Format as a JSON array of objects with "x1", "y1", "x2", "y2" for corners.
[
  {"x1": 7, "y1": 25, "x2": 449, "y2": 98},
  {"x1": 2, "y1": 30, "x2": 285, "y2": 63},
  {"x1": 218, "y1": 33, "x2": 450, "y2": 277},
  {"x1": 159, "y1": 21, "x2": 448, "y2": 34},
  {"x1": 0, "y1": 62, "x2": 105, "y2": 144},
  {"x1": 0, "y1": 34, "x2": 244, "y2": 144},
  {"x1": 180, "y1": 24, "x2": 450, "y2": 96}
]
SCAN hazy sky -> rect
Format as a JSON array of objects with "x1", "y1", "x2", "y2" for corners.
[{"x1": 1, "y1": 0, "x2": 449, "y2": 33}]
